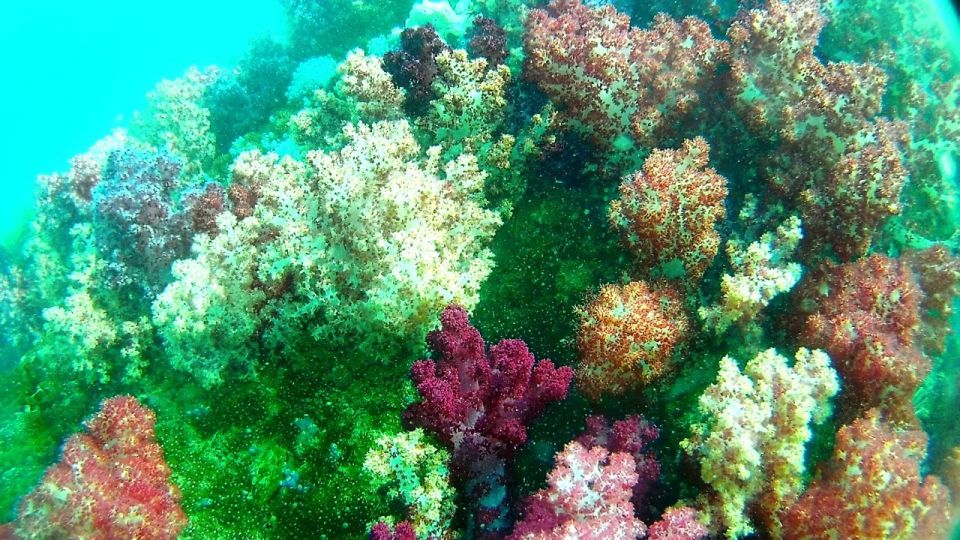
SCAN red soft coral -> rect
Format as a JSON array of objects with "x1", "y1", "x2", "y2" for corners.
[
  {"x1": 797, "y1": 254, "x2": 927, "y2": 424},
  {"x1": 609, "y1": 138, "x2": 728, "y2": 283},
  {"x1": 524, "y1": 0, "x2": 725, "y2": 153}
]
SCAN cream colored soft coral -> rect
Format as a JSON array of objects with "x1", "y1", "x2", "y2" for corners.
[
  {"x1": 338, "y1": 49, "x2": 406, "y2": 119},
  {"x1": 421, "y1": 49, "x2": 511, "y2": 159},
  {"x1": 153, "y1": 212, "x2": 268, "y2": 388},
  {"x1": 699, "y1": 216, "x2": 804, "y2": 334},
  {"x1": 155, "y1": 120, "x2": 499, "y2": 385},
  {"x1": 363, "y1": 429, "x2": 455, "y2": 539},
  {"x1": 306, "y1": 120, "x2": 500, "y2": 341},
  {"x1": 289, "y1": 50, "x2": 405, "y2": 147},
  {"x1": 132, "y1": 67, "x2": 218, "y2": 179},
  {"x1": 681, "y1": 348, "x2": 838, "y2": 538}
]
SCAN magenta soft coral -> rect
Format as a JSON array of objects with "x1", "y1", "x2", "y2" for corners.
[
  {"x1": 2, "y1": 396, "x2": 187, "y2": 539},
  {"x1": 370, "y1": 521, "x2": 417, "y2": 540},
  {"x1": 405, "y1": 305, "x2": 574, "y2": 538}
]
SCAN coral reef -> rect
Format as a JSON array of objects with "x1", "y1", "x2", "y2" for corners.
[
  {"x1": 681, "y1": 348, "x2": 838, "y2": 538},
  {"x1": 576, "y1": 280, "x2": 689, "y2": 399},
  {"x1": 609, "y1": 137, "x2": 728, "y2": 283},
  {"x1": 1, "y1": 1, "x2": 958, "y2": 538},
  {"x1": 0, "y1": 396, "x2": 186, "y2": 539},
  {"x1": 404, "y1": 305, "x2": 573, "y2": 538}
]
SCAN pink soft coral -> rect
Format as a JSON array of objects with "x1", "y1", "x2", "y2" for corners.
[
  {"x1": 509, "y1": 441, "x2": 645, "y2": 540},
  {"x1": 2, "y1": 396, "x2": 187, "y2": 540}
]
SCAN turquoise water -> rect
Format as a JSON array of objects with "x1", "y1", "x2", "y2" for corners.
[{"x1": 1, "y1": 0, "x2": 960, "y2": 538}]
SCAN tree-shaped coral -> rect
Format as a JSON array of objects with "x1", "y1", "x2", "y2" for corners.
[
  {"x1": 682, "y1": 348, "x2": 838, "y2": 538},
  {"x1": 0, "y1": 396, "x2": 186, "y2": 539},
  {"x1": 405, "y1": 305, "x2": 573, "y2": 538}
]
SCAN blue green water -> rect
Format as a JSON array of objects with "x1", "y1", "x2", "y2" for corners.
[
  {"x1": 1, "y1": 0, "x2": 960, "y2": 538},
  {"x1": 0, "y1": 1, "x2": 285, "y2": 250}
]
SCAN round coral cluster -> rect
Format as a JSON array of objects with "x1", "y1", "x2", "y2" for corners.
[
  {"x1": 797, "y1": 254, "x2": 928, "y2": 424},
  {"x1": 609, "y1": 137, "x2": 728, "y2": 283},
  {"x1": 782, "y1": 409, "x2": 952, "y2": 539},
  {"x1": 576, "y1": 280, "x2": 689, "y2": 400}
]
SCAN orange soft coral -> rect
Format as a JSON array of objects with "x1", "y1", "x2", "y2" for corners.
[
  {"x1": 782, "y1": 409, "x2": 952, "y2": 540},
  {"x1": 576, "y1": 280, "x2": 689, "y2": 399}
]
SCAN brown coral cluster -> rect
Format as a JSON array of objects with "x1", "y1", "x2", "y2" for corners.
[
  {"x1": 797, "y1": 254, "x2": 928, "y2": 424},
  {"x1": 782, "y1": 409, "x2": 953, "y2": 540},
  {"x1": 609, "y1": 137, "x2": 728, "y2": 283},
  {"x1": 728, "y1": 0, "x2": 908, "y2": 260}
]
